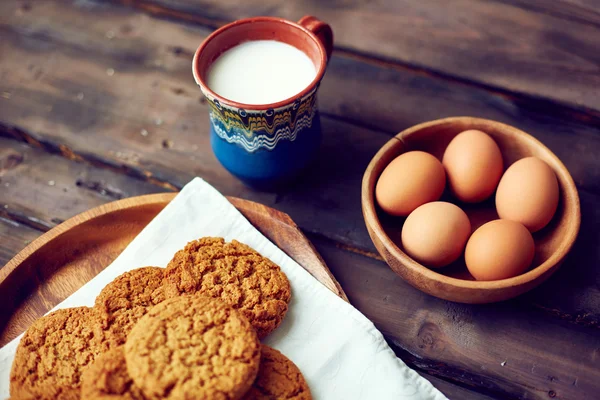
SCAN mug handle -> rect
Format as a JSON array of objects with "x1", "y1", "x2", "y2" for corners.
[{"x1": 298, "y1": 15, "x2": 334, "y2": 63}]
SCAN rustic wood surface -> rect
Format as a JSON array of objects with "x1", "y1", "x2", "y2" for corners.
[
  {"x1": 0, "y1": 0, "x2": 599, "y2": 399},
  {"x1": 120, "y1": 0, "x2": 600, "y2": 112},
  {"x1": 0, "y1": 193, "x2": 347, "y2": 346}
]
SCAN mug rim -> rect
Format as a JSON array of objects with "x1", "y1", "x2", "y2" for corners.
[{"x1": 192, "y1": 16, "x2": 328, "y2": 110}]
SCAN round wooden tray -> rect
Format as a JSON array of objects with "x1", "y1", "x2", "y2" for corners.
[{"x1": 0, "y1": 193, "x2": 347, "y2": 346}]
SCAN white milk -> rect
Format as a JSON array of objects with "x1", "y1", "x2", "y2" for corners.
[{"x1": 207, "y1": 40, "x2": 317, "y2": 104}]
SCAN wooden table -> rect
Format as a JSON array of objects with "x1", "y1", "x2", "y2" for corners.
[{"x1": 0, "y1": 1, "x2": 598, "y2": 399}]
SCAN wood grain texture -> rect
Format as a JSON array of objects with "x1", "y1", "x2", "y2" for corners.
[
  {"x1": 0, "y1": 193, "x2": 345, "y2": 345},
  {"x1": 0, "y1": 138, "x2": 171, "y2": 229},
  {"x1": 0, "y1": 218, "x2": 39, "y2": 267},
  {"x1": 0, "y1": 139, "x2": 347, "y2": 300},
  {"x1": 1, "y1": 0, "x2": 598, "y2": 243},
  {"x1": 121, "y1": 0, "x2": 600, "y2": 112},
  {"x1": 0, "y1": 0, "x2": 386, "y2": 247},
  {"x1": 313, "y1": 237, "x2": 600, "y2": 400},
  {"x1": 501, "y1": 0, "x2": 600, "y2": 26},
  {"x1": 0, "y1": 0, "x2": 598, "y2": 326},
  {"x1": 2, "y1": 142, "x2": 598, "y2": 322},
  {"x1": 1, "y1": 145, "x2": 600, "y2": 399},
  {"x1": 418, "y1": 374, "x2": 496, "y2": 400},
  {"x1": 1, "y1": 0, "x2": 600, "y2": 398},
  {"x1": 318, "y1": 56, "x2": 600, "y2": 196},
  {"x1": 0, "y1": 0, "x2": 597, "y2": 320}
]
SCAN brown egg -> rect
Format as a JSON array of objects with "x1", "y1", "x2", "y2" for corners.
[
  {"x1": 376, "y1": 151, "x2": 446, "y2": 217},
  {"x1": 495, "y1": 157, "x2": 559, "y2": 232},
  {"x1": 442, "y1": 130, "x2": 503, "y2": 203},
  {"x1": 401, "y1": 202, "x2": 471, "y2": 268},
  {"x1": 465, "y1": 220, "x2": 535, "y2": 281}
]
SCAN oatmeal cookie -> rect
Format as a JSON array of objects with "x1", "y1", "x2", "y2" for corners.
[
  {"x1": 81, "y1": 346, "x2": 145, "y2": 400},
  {"x1": 10, "y1": 307, "x2": 108, "y2": 400},
  {"x1": 95, "y1": 267, "x2": 165, "y2": 345},
  {"x1": 124, "y1": 295, "x2": 260, "y2": 400},
  {"x1": 243, "y1": 345, "x2": 312, "y2": 400},
  {"x1": 163, "y1": 237, "x2": 291, "y2": 338}
]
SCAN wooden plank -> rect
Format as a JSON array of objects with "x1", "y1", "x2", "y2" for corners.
[
  {"x1": 523, "y1": 189, "x2": 600, "y2": 328},
  {"x1": 418, "y1": 373, "x2": 496, "y2": 400},
  {"x1": 2, "y1": 139, "x2": 599, "y2": 400},
  {"x1": 121, "y1": 0, "x2": 600, "y2": 112},
  {"x1": 319, "y1": 55, "x2": 600, "y2": 195},
  {"x1": 0, "y1": 218, "x2": 40, "y2": 268},
  {"x1": 0, "y1": 0, "x2": 388, "y2": 248},
  {"x1": 312, "y1": 236, "x2": 600, "y2": 400},
  {"x1": 0, "y1": 0, "x2": 599, "y2": 329},
  {"x1": 0, "y1": 0, "x2": 598, "y2": 226},
  {"x1": 0, "y1": 139, "x2": 170, "y2": 231},
  {"x1": 501, "y1": 0, "x2": 600, "y2": 26},
  {"x1": 1, "y1": 2, "x2": 598, "y2": 398}
]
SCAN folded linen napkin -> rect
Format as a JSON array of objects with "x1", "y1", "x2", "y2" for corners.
[{"x1": 0, "y1": 178, "x2": 446, "y2": 400}]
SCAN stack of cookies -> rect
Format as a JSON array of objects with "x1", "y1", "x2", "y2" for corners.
[{"x1": 9, "y1": 238, "x2": 312, "y2": 400}]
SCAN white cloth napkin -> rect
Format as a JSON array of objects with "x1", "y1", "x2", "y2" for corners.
[{"x1": 0, "y1": 178, "x2": 446, "y2": 400}]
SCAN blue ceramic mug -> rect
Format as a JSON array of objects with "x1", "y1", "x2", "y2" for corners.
[{"x1": 193, "y1": 16, "x2": 333, "y2": 187}]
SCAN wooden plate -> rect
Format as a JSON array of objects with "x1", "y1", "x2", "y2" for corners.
[{"x1": 0, "y1": 193, "x2": 347, "y2": 346}]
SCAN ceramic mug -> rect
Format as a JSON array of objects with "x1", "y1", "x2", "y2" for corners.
[{"x1": 193, "y1": 16, "x2": 333, "y2": 187}]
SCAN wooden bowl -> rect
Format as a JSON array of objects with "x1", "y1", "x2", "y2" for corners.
[{"x1": 362, "y1": 117, "x2": 580, "y2": 303}]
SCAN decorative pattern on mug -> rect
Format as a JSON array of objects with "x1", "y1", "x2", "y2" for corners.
[
  {"x1": 211, "y1": 108, "x2": 316, "y2": 152},
  {"x1": 206, "y1": 89, "x2": 318, "y2": 152}
]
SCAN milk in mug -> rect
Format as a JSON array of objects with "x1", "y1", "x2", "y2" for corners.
[{"x1": 207, "y1": 40, "x2": 317, "y2": 105}]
